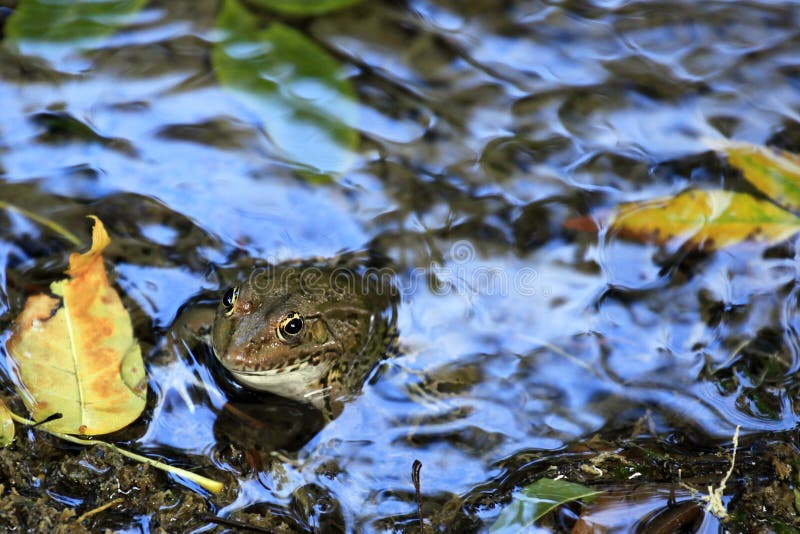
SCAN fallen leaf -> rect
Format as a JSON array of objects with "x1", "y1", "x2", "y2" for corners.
[
  {"x1": 608, "y1": 189, "x2": 800, "y2": 250},
  {"x1": 0, "y1": 398, "x2": 14, "y2": 447},
  {"x1": 634, "y1": 500, "x2": 705, "y2": 532},
  {"x1": 490, "y1": 478, "x2": 601, "y2": 532},
  {"x1": 716, "y1": 140, "x2": 800, "y2": 212},
  {"x1": 564, "y1": 214, "x2": 600, "y2": 232},
  {"x1": 6, "y1": 216, "x2": 147, "y2": 435}
]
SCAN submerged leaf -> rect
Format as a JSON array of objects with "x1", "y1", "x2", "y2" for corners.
[
  {"x1": 0, "y1": 399, "x2": 14, "y2": 447},
  {"x1": 609, "y1": 189, "x2": 800, "y2": 250},
  {"x1": 716, "y1": 140, "x2": 800, "y2": 212},
  {"x1": 212, "y1": 0, "x2": 358, "y2": 177},
  {"x1": 6, "y1": 0, "x2": 146, "y2": 44},
  {"x1": 6, "y1": 216, "x2": 147, "y2": 435},
  {"x1": 490, "y1": 478, "x2": 601, "y2": 532},
  {"x1": 249, "y1": 0, "x2": 364, "y2": 15},
  {"x1": 4, "y1": 0, "x2": 147, "y2": 71}
]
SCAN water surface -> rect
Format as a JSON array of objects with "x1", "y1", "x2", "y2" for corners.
[{"x1": 1, "y1": 0, "x2": 799, "y2": 531}]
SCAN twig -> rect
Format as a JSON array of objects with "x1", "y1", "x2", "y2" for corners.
[
  {"x1": 412, "y1": 459, "x2": 424, "y2": 531},
  {"x1": 704, "y1": 425, "x2": 740, "y2": 518},
  {"x1": 32, "y1": 412, "x2": 63, "y2": 427},
  {"x1": 680, "y1": 425, "x2": 741, "y2": 519},
  {"x1": 76, "y1": 497, "x2": 124, "y2": 523}
]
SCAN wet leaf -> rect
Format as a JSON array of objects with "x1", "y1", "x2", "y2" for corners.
[
  {"x1": 608, "y1": 189, "x2": 800, "y2": 250},
  {"x1": 490, "y1": 478, "x2": 601, "y2": 532},
  {"x1": 249, "y1": 0, "x2": 364, "y2": 15},
  {"x1": 633, "y1": 500, "x2": 705, "y2": 532},
  {"x1": 717, "y1": 141, "x2": 800, "y2": 212},
  {"x1": 0, "y1": 398, "x2": 14, "y2": 447},
  {"x1": 6, "y1": 0, "x2": 146, "y2": 44},
  {"x1": 6, "y1": 216, "x2": 147, "y2": 435},
  {"x1": 212, "y1": 0, "x2": 358, "y2": 177}
]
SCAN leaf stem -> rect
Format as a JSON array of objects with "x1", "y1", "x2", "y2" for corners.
[
  {"x1": 9, "y1": 412, "x2": 224, "y2": 494},
  {"x1": 0, "y1": 200, "x2": 83, "y2": 246},
  {"x1": 75, "y1": 497, "x2": 125, "y2": 523}
]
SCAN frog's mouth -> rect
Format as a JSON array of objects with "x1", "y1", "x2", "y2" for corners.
[{"x1": 226, "y1": 359, "x2": 332, "y2": 402}]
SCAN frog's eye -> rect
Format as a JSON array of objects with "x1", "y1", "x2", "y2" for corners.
[
  {"x1": 222, "y1": 286, "x2": 239, "y2": 316},
  {"x1": 277, "y1": 311, "x2": 304, "y2": 342}
]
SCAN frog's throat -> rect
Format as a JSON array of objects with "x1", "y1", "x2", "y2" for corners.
[{"x1": 229, "y1": 359, "x2": 331, "y2": 401}]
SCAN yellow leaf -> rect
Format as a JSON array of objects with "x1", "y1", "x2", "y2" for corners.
[
  {"x1": 6, "y1": 216, "x2": 147, "y2": 435},
  {"x1": 0, "y1": 398, "x2": 14, "y2": 447},
  {"x1": 609, "y1": 189, "x2": 800, "y2": 250},
  {"x1": 716, "y1": 140, "x2": 800, "y2": 212}
]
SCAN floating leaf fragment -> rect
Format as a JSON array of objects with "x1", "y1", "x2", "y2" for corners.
[
  {"x1": 794, "y1": 488, "x2": 800, "y2": 515},
  {"x1": 249, "y1": 0, "x2": 364, "y2": 15},
  {"x1": 490, "y1": 478, "x2": 601, "y2": 532},
  {"x1": 607, "y1": 189, "x2": 800, "y2": 251},
  {"x1": 212, "y1": 0, "x2": 358, "y2": 177},
  {"x1": 715, "y1": 140, "x2": 800, "y2": 212},
  {"x1": 5, "y1": 0, "x2": 147, "y2": 44},
  {"x1": 6, "y1": 216, "x2": 147, "y2": 435},
  {"x1": 0, "y1": 398, "x2": 14, "y2": 447}
]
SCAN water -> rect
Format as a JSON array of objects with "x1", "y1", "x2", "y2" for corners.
[{"x1": 1, "y1": 0, "x2": 799, "y2": 531}]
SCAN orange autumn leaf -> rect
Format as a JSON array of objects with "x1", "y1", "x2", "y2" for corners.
[
  {"x1": 6, "y1": 216, "x2": 146, "y2": 435},
  {"x1": 608, "y1": 189, "x2": 800, "y2": 250},
  {"x1": 564, "y1": 215, "x2": 600, "y2": 232}
]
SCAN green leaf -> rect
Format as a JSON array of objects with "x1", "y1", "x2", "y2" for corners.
[
  {"x1": 490, "y1": 478, "x2": 601, "y2": 532},
  {"x1": 609, "y1": 189, "x2": 800, "y2": 250},
  {"x1": 716, "y1": 141, "x2": 800, "y2": 213},
  {"x1": 5, "y1": 0, "x2": 146, "y2": 44},
  {"x1": 248, "y1": 0, "x2": 364, "y2": 15},
  {"x1": 212, "y1": 0, "x2": 359, "y2": 177}
]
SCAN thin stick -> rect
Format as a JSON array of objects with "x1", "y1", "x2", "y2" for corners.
[
  {"x1": 412, "y1": 459, "x2": 424, "y2": 531},
  {"x1": 704, "y1": 425, "x2": 740, "y2": 518},
  {"x1": 76, "y1": 497, "x2": 124, "y2": 523}
]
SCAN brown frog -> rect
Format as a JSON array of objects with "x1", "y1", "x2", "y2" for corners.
[{"x1": 210, "y1": 260, "x2": 397, "y2": 416}]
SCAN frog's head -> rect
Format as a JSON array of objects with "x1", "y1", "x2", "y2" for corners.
[{"x1": 211, "y1": 263, "x2": 394, "y2": 404}]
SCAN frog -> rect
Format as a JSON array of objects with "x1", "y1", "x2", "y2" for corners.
[{"x1": 208, "y1": 258, "x2": 398, "y2": 418}]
